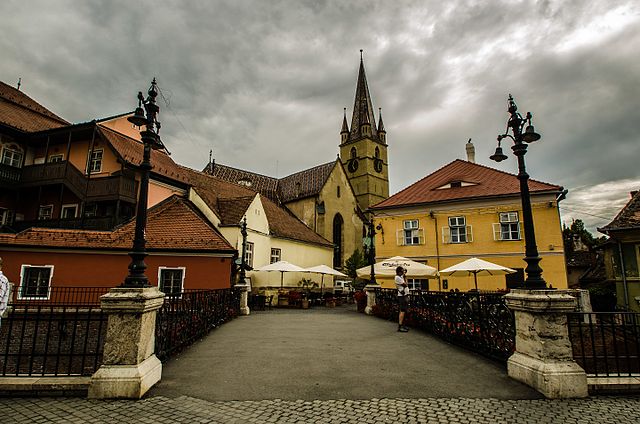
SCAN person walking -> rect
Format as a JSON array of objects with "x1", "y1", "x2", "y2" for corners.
[
  {"x1": 395, "y1": 266, "x2": 409, "y2": 332},
  {"x1": 0, "y1": 257, "x2": 10, "y2": 328}
]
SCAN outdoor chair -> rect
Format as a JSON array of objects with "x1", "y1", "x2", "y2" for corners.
[{"x1": 264, "y1": 295, "x2": 274, "y2": 310}]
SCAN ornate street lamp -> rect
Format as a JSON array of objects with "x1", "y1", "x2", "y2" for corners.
[
  {"x1": 122, "y1": 78, "x2": 165, "y2": 288},
  {"x1": 490, "y1": 94, "x2": 546, "y2": 289},
  {"x1": 238, "y1": 217, "x2": 248, "y2": 285},
  {"x1": 366, "y1": 220, "x2": 377, "y2": 285}
]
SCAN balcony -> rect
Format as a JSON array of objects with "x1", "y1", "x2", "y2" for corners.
[
  {"x1": 21, "y1": 161, "x2": 87, "y2": 198},
  {"x1": 11, "y1": 216, "x2": 123, "y2": 232},
  {"x1": 19, "y1": 161, "x2": 137, "y2": 203},
  {"x1": 0, "y1": 162, "x2": 22, "y2": 187},
  {"x1": 87, "y1": 175, "x2": 137, "y2": 203}
]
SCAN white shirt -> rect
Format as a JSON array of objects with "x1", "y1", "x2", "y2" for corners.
[
  {"x1": 0, "y1": 271, "x2": 9, "y2": 316},
  {"x1": 395, "y1": 275, "x2": 408, "y2": 297}
]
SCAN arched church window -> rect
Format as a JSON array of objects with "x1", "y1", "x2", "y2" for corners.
[
  {"x1": 375, "y1": 147, "x2": 380, "y2": 158},
  {"x1": 333, "y1": 214, "x2": 344, "y2": 268},
  {"x1": 350, "y1": 147, "x2": 357, "y2": 159}
]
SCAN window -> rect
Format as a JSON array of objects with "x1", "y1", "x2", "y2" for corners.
[
  {"x1": 38, "y1": 205, "x2": 53, "y2": 220},
  {"x1": 158, "y1": 267, "x2": 185, "y2": 296},
  {"x1": 350, "y1": 147, "x2": 357, "y2": 159},
  {"x1": 449, "y1": 216, "x2": 466, "y2": 243},
  {"x1": 61, "y1": 204, "x2": 78, "y2": 219},
  {"x1": 270, "y1": 248, "x2": 281, "y2": 264},
  {"x1": 407, "y1": 278, "x2": 428, "y2": 291},
  {"x1": 19, "y1": 265, "x2": 53, "y2": 299},
  {"x1": 0, "y1": 208, "x2": 14, "y2": 226},
  {"x1": 48, "y1": 154, "x2": 64, "y2": 163},
  {"x1": 1, "y1": 148, "x2": 23, "y2": 168},
  {"x1": 83, "y1": 203, "x2": 97, "y2": 217},
  {"x1": 494, "y1": 212, "x2": 521, "y2": 241},
  {"x1": 244, "y1": 242, "x2": 254, "y2": 268},
  {"x1": 375, "y1": 147, "x2": 380, "y2": 158},
  {"x1": 398, "y1": 219, "x2": 424, "y2": 246},
  {"x1": 87, "y1": 149, "x2": 103, "y2": 173},
  {"x1": 445, "y1": 216, "x2": 472, "y2": 243},
  {"x1": 337, "y1": 186, "x2": 341, "y2": 198}
]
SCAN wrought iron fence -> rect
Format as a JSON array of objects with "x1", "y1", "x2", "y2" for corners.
[
  {"x1": 568, "y1": 312, "x2": 640, "y2": 377},
  {"x1": 155, "y1": 288, "x2": 240, "y2": 362},
  {"x1": 373, "y1": 289, "x2": 515, "y2": 362},
  {"x1": 1, "y1": 303, "x2": 107, "y2": 377},
  {"x1": 9, "y1": 286, "x2": 111, "y2": 305}
]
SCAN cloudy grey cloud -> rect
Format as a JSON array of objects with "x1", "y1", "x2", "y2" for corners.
[{"x1": 1, "y1": 0, "x2": 638, "y2": 234}]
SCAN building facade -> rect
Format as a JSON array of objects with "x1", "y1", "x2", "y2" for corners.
[{"x1": 371, "y1": 159, "x2": 568, "y2": 291}]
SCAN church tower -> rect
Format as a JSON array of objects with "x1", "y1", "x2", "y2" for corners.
[{"x1": 339, "y1": 51, "x2": 389, "y2": 212}]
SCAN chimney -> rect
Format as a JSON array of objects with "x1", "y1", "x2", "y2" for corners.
[{"x1": 465, "y1": 138, "x2": 475, "y2": 163}]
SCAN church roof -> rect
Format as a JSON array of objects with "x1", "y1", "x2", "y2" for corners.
[
  {"x1": 279, "y1": 161, "x2": 336, "y2": 203},
  {"x1": 373, "y1": 159, "x2": 562, "y2": 209},
  {"x1": 599, "y1": 190, "x2": 640, "y2": 232},
  {"x1": 207, "y1": 162, "x2": 280, "y2": 202},
  {"x1": 0, "y1": 81, "x2": 69, "y2": 132},
  {"x1": 348, "y1": 54, "x2": 381, "y2": 143}
]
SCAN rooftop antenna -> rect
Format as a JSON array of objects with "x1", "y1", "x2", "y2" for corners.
[{"x1": 16, "y1": 78, "x2": 21, "y2": 90}]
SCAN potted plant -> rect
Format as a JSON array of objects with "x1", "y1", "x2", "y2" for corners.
[
  {"x1": 298, "y1": 278, "x2": 318, "y2": 309},
  {"x1": 354, "y1": 290, "x2": 367, "y2": 313}
]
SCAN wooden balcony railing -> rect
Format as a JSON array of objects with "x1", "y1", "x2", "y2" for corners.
[
  {"x1": 12, "y1": 216, "x2": 122, "y2": 232},
  {"x1": 0, "y1": 162, "x2": 21, "y2": 186},
  {"x1": 87, "y1": 175, "x2": 137, "y2": 202}
]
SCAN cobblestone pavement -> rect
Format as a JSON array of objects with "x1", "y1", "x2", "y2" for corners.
[{"x1": 2, "y1": 395, "x2": 639, "y2": 423}]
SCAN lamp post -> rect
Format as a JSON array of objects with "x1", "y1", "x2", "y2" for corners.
[
  {"x1": 122, "y1": 78, "x2": 165, "y2": 288},
  {"x1": 367, "y1": 219, "x2": 377, "y2": 285},
  {"x1": 238, "y1": 217, "x2": 248, "y2": 285},
  {"x1": 490, "y1": 94, "x2": 546, "y2": 289}
]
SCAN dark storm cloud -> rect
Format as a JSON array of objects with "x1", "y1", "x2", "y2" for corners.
[{"x1": 1, "y1": 0, "x2": 638, "y2": 232}]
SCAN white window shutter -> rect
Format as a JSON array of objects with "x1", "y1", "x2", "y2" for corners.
[
  {"x1": 493, "y1": 223, "x2": 501, "y2": 241},
  {"x1": 396, "y1": 229, "x2": 404, "y2": 246},
  {"x1": 417, "y1": 228, "x2": 425, "y2": 245},
  {"x1": 442, "y1": 226, "x2": 449, "y2": 244},
  {"x1": 466, "y1": 225, "x2": 473, "y2": 243},
  {"x1": 518, "y1": 222, "x2": 523, "y2": 240}
]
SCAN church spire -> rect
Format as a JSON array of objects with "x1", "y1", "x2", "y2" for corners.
[
  {"x1": 377, "y1": 108, "x2": 386, "y2": 144},
  {"x1": 340, "y1": 107, "x2": 350, "y2": 144},
  {"x1": 349, "y1": 50, "x2": 378, "y2": 142}
]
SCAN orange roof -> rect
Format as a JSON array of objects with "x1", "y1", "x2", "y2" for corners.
[
  {"x1": 599, "y1": 190, "x2": 640, "y2": 232},
  {"x1": 373, "y1": 159, "x2": 562, "y2": 209},
  {"x1": 98, "y1": 124, "x2": 189, "y2": 185},
  {"x1": 0, "y1": 196, "x2": 234, "y2": 252},
  {"x1": 0, "y1": 81, "x2": 69, "y2": 132},
  {"x1": 180, "y1": 166, "x2": 332, "y2": 247}
]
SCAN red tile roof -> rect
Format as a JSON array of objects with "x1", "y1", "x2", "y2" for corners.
[
  {"x1": 0, "y1": 81, "x2": 69, "y2": 132},
  {"x1": 98, "y1": 124, "x2": 189, "y2": 184},
  {"x1": 373, "y1": 159, "x2": 562, "y2": 209},
  {"x1": 180, "y1": 166, "x2": 332, "y2": 247},
  {"x1": 0, "y1": 196, "x2": 234, "y2": 252},
  {"x1": 599, "y1": 191, "x2": 640, "y2": 232}
]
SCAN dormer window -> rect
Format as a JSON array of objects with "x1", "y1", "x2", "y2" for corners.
[{"x1": 435, "y1": 180, "x2": 478, "y2": 190}]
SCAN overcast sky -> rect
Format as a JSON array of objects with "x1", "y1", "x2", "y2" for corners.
[{"x1": 1, "y1": 0, "x2": 638, "y2": 234}]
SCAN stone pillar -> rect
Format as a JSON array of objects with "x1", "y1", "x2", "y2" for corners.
[
  {"x1": 237, "y1": 284, "x2": 250, "y2": 316},
  {"x1": 88, "y1": 287, "x2": 165, "y2": 399},
  {"x1": 505, "y1": 289, "x2": 588, "y2": 399},
  {"x1": 364, "y1": 284, "x2": 380, "y2": 315}
]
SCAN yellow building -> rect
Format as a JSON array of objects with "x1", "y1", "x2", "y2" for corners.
[{"x1": 371, "y1": 158, "x2": 568, "y2": 291}]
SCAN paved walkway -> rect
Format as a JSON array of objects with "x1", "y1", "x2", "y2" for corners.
[
  {"x1": 150, "y1": 304, "x2": 539, "y2": 401},
  {"x1": 2, "y1": 305, "x2": 640, "y2": 422}
]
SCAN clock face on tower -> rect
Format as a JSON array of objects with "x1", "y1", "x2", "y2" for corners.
[
  {"x1": 347, "y1": 158, "x2": 359, "y2": 173},
  {"x1": 374, "y1": 158, "x2": 383, "y2": 173}
]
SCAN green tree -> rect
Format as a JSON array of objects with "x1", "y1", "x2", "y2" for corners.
[
  {"x1": 345, "y1": 248, "x2": 367, "y2": 280},
  {"x1": 562, "y1": 219, "x2": 606, "y2": 252}
]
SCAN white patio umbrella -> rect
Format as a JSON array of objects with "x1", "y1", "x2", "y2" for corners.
[
  {"x1": 438, "y1": 257, "x2": 516, "y2": 291},
  {"x1": 304, "y1": 264, "x2": 347, "y2": 293},
  {"x1": 254, "y1": 260, "x2": 306, "y2": 288},
  {"x1": 356, "y1": 256, "x2": 438, "y2": 279}
]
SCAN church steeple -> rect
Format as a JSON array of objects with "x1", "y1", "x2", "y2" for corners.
[
  {"x1": 377, "y1": 107, "x2": 386, "y2": 144},
  {"x1": 340, "y1": 107, "x2": 349, "y2": 144},
  {"x1": 348, "y1": 50, "x2": 379, "y2": 143}
]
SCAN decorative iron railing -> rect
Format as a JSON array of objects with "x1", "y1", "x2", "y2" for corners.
[
  {"x1": 0, "y1": 304, "x2": 107, "y2": 377},
  {"x1": 373, "y1": 289, "x2": 515, "y2": 362},
  {"x1": 568, "y1": 312, "x2": 640, "y2": 377},
  {"x1": 10, "y1": 286, "x2": 111, "y2": 305},
  {"x1": 155, "y1": 288, "x2": 240, "y2": 362}
]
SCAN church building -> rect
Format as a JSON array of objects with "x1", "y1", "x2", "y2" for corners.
[{"x1": 205, "y1": 53, "x2": 390, "y2": 269}]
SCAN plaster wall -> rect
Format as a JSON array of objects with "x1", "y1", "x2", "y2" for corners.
[{"x1": 374, "y1": 194, "x2": 568, "y2": 290}]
